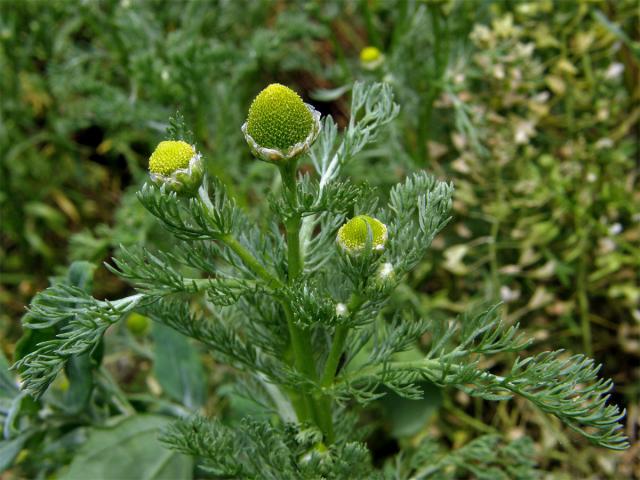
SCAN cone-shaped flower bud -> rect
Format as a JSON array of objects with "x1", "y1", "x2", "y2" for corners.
[
  {"x1": 336, "y1": 215, "x2": 388, "y2": 256},
  {"x1": 148, "y1": 140, "x2": 204, "y2": 194},
  {"x1": 360, "y1": 46, "x2": 384, "y2": 70},
  {"x1": 242, "y1": 83, "x2": 321, "y2": 163}
]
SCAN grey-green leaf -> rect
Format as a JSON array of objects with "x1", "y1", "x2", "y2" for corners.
[
  {"x1": 153, "y1": 323, "x2": 206, "y2": 409},
  {"x1": 0, "y1": 432, "x2": 32, "y2": 472},
  {"x1": 0, "y1": 349, "x2": 18, "y2": 398},
  {"x1": 60, "y1": 415, "x2": 192, "y2": 480}
]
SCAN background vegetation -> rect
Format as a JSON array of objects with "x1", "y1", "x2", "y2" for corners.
[{"x1": 1, "y1": 0, "x2": 638, "y2": 478}]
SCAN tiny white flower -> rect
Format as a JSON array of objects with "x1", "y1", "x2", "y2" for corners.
[
  {"x1": 378, "y1": 262, "x2": 394, "y2": 280},
  {"x1": 605, "y1": 63, "x2": 624, "y2": 80},
  {"x1": 609, "y1": 223, "x2": 623, "y2": 235},
  {"x1": 336, "y1": 303, "x2": 348, "y2": 317}
]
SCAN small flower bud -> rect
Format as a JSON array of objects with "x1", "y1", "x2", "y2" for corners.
[
  {"x1": 360, "y1": 46, "x2": 384, "y2": 70},
  {"x1": 148, "y1": 140, "x2": 204, "y2": 194},
  {"x1": 242, "y1": 83, "x2": 321, "y2": 163},
  {"x1": 336, "y1": 303, "x2": 348, "y2": 317},
  {"x1": 337, "y1": 215, "x2": 388, "y2": 256},
  {"x1": 126, "y1": 312, "x2": 150, "y2": 336},
  {"x1": 370, "y1": 261, "x2": 397, "y2": 293},
  {"x1": 376, "y1": 262, "x2": 395, "y2": 286}
]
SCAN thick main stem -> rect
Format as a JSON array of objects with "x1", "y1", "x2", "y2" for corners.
[
  {"x1": 219, "y1": 235, "x2": 307, "y2": 418},
  {"x1": 221, "y1": 235, "x2": 310, "y2": 422},
  {"x1": 197, "y1": 178, "x2": 312, "y2": 422},
  {"x1": 317, "y1": 295, "x2": 364, "y2": 444},
  {"x1": 279, "y1": 162, "x2": 334, "y2": 442}
]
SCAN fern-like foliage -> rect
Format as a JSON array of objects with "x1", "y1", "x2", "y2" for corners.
[
  {"x1": 301, "y1": 81, "x2": 400, "y2": 262},
  {"x1": 336, "y1": 306, "x2": 629, "y2": 450},
  {"x1": 385, "y1": 171, "x2": 454, "y2": 274},
  {"x1": 12, "y1": 81, "x2": 629, "y2": 479},
  {"x1": 142, "y1": 299, "x2": 305, "y2": 391},
  {"x1": 385, "y1": 434, "x2": 539, "y2": 480},
  {"x1": 137, "y1": 178, "x2": 240, "y2": 241},
  {"x1": 160, "y1": 415, "x2": 373, "y2": 480},
  {"x1": 13, "y1": 285, "x2": 143, "y2": 398}
]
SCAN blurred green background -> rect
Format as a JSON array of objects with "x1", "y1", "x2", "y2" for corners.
[{"x1": 1, "y1": 0, "x2": 638, "y2": 477}]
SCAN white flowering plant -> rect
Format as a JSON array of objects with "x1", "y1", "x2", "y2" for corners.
[{"x1": 6, "y1": 82, "x2": 628, "y2": 478}]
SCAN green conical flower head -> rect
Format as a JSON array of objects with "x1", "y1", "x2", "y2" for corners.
[
  {"x1": 360, "y1": 46, "x2": 381, "y2": 63},
  {"x1": 246, "y1": 84, "x2": 314, "y2": 151},
  {"x1": 148, "y1": 140, "x2": 204, "y2": 194},
  {"x1": 337, "y1": 215, "x2": 388, "y2": 255},
  {"x1": 149, "y1": 140, "x2": 194, "y2": 175}
]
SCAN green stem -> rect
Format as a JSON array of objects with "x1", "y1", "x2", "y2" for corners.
[
  {"x1": 283, "y1": 303, "x2": 319, "y2": 423},
  {"x1": 340, "y1": 358, "x2": 507, "y2": 388},
  {"x1": 223, "y1": 234, "x2": 314, "y2": 421},
  {"x1": 197, "y1": 187, "x2": 312, "y2": 422},
  {"x1": 318, "y1": 295, "x2": 364, "y2": 444},
  {"x1": 223, "y1": 233, "x2": 311, "y2": 422},
  {"x1": 279, "y1": 162, "x2": 333, "y2": 439},
  {"x1": 286, "y1": 215, "x2": 303, "y2": 281},
  {"x1": 442, "y1": 395, "x2": 497, "y2": 435},
  {"x1": 320, "y1": 294, "x2": 363, "y2": 388},
  {"x1": 360, "y1": 0, "x2": 381, "y2": 48},
  {"x1": 280, "y1": 161, "x2": 304, "y2": 281},
  {"x1": 320, "y1": 325, "x2": 349, "y2": 388},
  {"x1": 222, "y1": 235, "x2": 282, "y2": 290}
]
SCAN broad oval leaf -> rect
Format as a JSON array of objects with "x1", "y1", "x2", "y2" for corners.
[
  {"x1": 60, "y1": 415, "x2": 192, "y2": 480},
  {"x1": 152, "y1": 323, "x2": 206, "y2": 410}
]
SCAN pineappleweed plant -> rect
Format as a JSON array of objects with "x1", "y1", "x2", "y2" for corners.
[{"x1": 13, "y1": 82, "x2": 628, "y2": 477}]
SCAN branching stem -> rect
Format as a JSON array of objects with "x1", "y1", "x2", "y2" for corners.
[
  {"x1": 279, "y1": 161, "x2": 334, "y2": 442},
  {"x1": 320, "y1": 294, "x2": 363, "y2": 388},
  {"x1": 321, "y1": 325, "x2": 349, "y2": 389},
  {"x1": 221, "y1": 235, "x2": 282, "y2": 290},
  {"x1": 338, "y1": 358, "x2": 507, "y2": 389}
]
